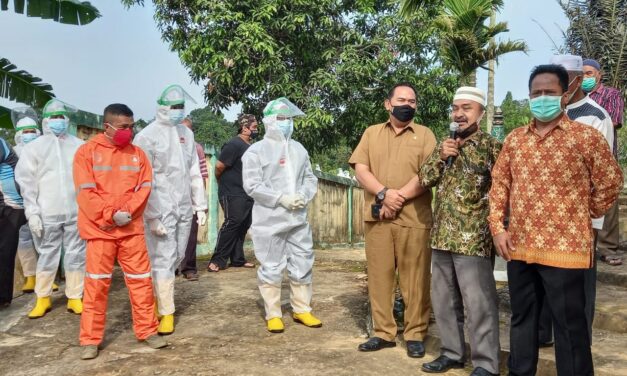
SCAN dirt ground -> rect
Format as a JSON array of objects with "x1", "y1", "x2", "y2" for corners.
[{"x1": 0, "y1": 248, "x2": 471, "y2": 376}]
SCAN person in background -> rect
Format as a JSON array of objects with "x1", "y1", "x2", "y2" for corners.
[
  {"x1": 179, "y1": 117, "x2": 209, "y2": 281},
  {"x1": 583, "y1": 58, "x2": 625, "y2": 267},
  {"x1": 207, "y1": 113, "x2": 258, "y2": 272}
]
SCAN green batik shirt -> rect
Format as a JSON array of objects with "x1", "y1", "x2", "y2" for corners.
[{"x1": 419, "y1": 130, "x2": 502, "y2": 257}]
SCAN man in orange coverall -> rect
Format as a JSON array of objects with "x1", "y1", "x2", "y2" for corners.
[{"x1": 73, "y1": 104, "x2": 168, "y2": 360}]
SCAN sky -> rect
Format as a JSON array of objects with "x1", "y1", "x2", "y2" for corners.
[{"x1": 0, "y1": 1, "x2": 569, "y2": 121}]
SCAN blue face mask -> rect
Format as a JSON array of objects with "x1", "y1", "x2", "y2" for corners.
[
  {"x1": 168, "y1": 109, "x2": 185, "y2": 125},
  {"x1": 529, "y1": 95, "x2": 563, "y2": 122},
  {"x1": 275, "y1": 119, "x2": 293, "y2": 138},
  {"x1": 47, "y1": 118, "x2": 68, "y2": 136},
  {"x1": 22, "y1": 133, "x2": 39, "y2": 144}
]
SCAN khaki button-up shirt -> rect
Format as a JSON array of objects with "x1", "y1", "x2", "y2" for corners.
[{"x1": 349, "y1": 121, "x2": 437, "y2": 229}]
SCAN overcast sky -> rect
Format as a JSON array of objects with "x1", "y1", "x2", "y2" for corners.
[{"x1": 0, "y1": 1, "x2": 569, "y2": 121}]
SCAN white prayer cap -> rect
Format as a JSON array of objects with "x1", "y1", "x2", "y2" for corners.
[
  {"x1": 549, "y1": 54, "x2": 583, "y2": 72},
  {"x1": 453, "y1": 86, "x2": 486, "y2": 107}
]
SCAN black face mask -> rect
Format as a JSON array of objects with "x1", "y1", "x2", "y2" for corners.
[
  {"x1": 456, "y1": 122, "x2": 479, "y2": 139},
  {"x1": 250, "y1": 130, "x2": 259, "y2": 140},
  {"x1": 391, "y1": 105, "x2": 416, "y2": 122}
]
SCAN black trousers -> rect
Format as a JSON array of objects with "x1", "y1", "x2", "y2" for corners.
[
  {"x1": 210, "y1": 195, "x2": 253, "y2": 269},
  {"x1": 180, "y1": 213, "x2": 200, "y2": 274},
  {"x1": 0, "y1": 206, "x2": 26, "y2": 304},
  {"x1": 507, "y1": 261, "x2": 593, "y2": 376}
]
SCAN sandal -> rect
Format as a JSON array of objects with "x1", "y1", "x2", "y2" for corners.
[
  {"x1": 207, "y1": 263, "x2": 220, "y2": 272},
  {"x1": 600, "y1": 255, "x2": 623, "y2": 266},
  {"x1": 242, "y1": 262, "x2": 255, "y2": 268}
]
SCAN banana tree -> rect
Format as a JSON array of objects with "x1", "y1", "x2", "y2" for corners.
[{"x1": 0, "y1": 0, "x2": 100, "y2": 129}]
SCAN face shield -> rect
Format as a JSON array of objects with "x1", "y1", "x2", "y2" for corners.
[
  {"x1": 262, "y1": 97, "x2": 305, "y2": 138},
  {"x1": 41, "y1": 99, "x2": 77, "y2": 136}
]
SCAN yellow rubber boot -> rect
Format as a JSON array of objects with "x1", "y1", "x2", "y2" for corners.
[
  {"x1": 267, "y1": 317, "x2": 285, "y2": 333},
  {"x1": 52, "y1": 282, "x2": 59, "y2": 292},
  {"x1": 28, "y1": 297, "x2": 52, "y2": 319},
  {"x1": 158, "y1": 314, "x2": 174, "y2": 335},
  {"x1": 293, "y1": 312, "x2": 322, "y2": 328},
  {"x1": 67, "y1": 298, "x2": 83, "y2": 315},
  {"x1": 22, "y1": 276, "x2": 36, "y2": 293}
]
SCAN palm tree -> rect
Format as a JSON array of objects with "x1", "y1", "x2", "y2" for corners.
[
  {"x1": 0, "y1": 0, "x2": 100, "y2": 129},
  {"x1": 560, "y1": 0, "x2": 626, "y2": 99},
  {"x1": 401, "y1": 0, "x2": 527, "y2": 87}
]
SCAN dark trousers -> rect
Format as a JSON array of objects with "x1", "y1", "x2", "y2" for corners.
[
  {"x1": 180, "y1": 213, "x2": 200, "y2": 274},
  {"x1": 210, "y1": 196, "x2": 253, "y2": 269},
  {"x1": 507, "y1": 260, "x2": 593, "y2": 376},
  {"x1": 0, "y1": 206, "x2": 27, "y2": 304}
]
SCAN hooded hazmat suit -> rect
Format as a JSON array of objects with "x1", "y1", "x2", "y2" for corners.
[
  {"x1": 15, "y1": 100, "x2": 86, "y2": 305},
  {"x1": 133, "y1": 85, "x2": 207, "y2": 319},
  {"x1": 241, "y1": 98, "x2": 318, "y2": 321},
  {"x1": 13, "y1": 116, "x2": 41, "y2": 281}
]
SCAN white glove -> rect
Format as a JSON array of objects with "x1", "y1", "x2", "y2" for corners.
[
  {"x1": 196, "y1": 211, "x2": 207, "y2": 226},
  {"x1": 278, "y1": 194, "x2": 306, "y2": 211},
  {"x1": 112, "y1": 211, "x2": 132, "y2": 226},
  {"x1": 149, "y1": 218, "x2": 167, "y2": 236},
  {"x1": 28, "y1": 215, "x2": 43, "y2": 238}
]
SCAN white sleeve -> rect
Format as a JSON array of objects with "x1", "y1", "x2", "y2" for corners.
[
  {"x1": 241, "y1": 148, "x2": 282, "y2": 208},
  {"x1": 190, "y1": 142, "x2": 207, "y2": 212},
  {"x1": 14, "y1": 147, "x2": 40, "y2": 219}
]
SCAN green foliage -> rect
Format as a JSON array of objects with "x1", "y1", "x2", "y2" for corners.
[
  {"x1": 0, "y1": 58, "x2": 55, "y2": 125},
  {"x1": 124, "y1": 0, "x2": 459, "y2": 154},
  {"x1": 499, "y1": 91, "x2": 532, "y2": 135},
  {"x1": 402, "y1": 0, "x2": 527, "y2": 86},
  {"x1": 0, "y1": 0, "x2": 100, "y2": 25},
  {"x1": 188, "y1": 106, "x2": 236, "y2": 150}
]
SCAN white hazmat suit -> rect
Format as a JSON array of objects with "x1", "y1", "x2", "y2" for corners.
[
  {"x1": 15, "y1": 100, "x2": 86, "y2": 302},
  {"x1": 13, "y1": 115, "x2": 41, "y2": 280},
  {"x1": 133, "y1": 85, "x2": 207, "y2": 318},
  {"x1": 241, "y1": 98, "x2": 318, "y2": 322}
]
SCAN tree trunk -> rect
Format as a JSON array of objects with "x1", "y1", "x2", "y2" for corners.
[{"x1": 486, "y1": 8, "x2": 496, "y2": 134}]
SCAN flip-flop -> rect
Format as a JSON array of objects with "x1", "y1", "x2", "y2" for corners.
[
  {"x1": 207, "y1": 263, "x2": 220, "y2": 272},
  {"x1": 600, "y1": 255, "x2": 623, "y2": 266},
  {"x1": 242, "y1": 262, "x2": 255, "y2": 268}
]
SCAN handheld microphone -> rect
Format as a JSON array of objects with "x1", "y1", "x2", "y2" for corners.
[{"x1": 446, "y1": 122, "x2": 459, "y2": 168}]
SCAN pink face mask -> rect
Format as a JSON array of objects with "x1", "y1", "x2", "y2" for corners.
[{"x1": 107, "y1": 124, "x2": 133, "y2": 147}]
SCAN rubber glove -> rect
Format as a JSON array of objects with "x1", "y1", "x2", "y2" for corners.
[
  {"x1": 196, "y1": 211, "x2": 207, "y2": 226},
  {"x1": 149, "y1": 218, "x2": 167, "y2": 236},
  {"x1": 28, "y1": 215, "x2": 43, "y2": 238},
  {"x1": 112, "y1": 211, "x2": 132, "y2": 226}
]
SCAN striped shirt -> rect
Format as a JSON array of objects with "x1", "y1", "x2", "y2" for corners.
[
  {"x1": 0, "y1": 138, "x2": 23, "y2": 209},
  {"x1": 589, "y1": 84, "x2": 624, "y2": 128},
  {"x1": 195, "y1": 142, "x2": 209, "y2": 179}
]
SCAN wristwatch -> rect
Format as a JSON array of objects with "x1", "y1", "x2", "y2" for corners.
[{"x1": 376, "y1": 187, "x2": 388, "y2": 203}]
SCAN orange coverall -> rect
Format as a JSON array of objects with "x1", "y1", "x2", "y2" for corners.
[{"x1": 73, "y1": 134, "x2": 158, "y2": 345}]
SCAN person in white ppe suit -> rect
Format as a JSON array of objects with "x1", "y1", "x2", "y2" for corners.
[
  {"x1": 241, "y1": 97, "x2": 321, "y2": 333},
  {"x1": 15, "y1": 99, "x2": 86, "y2": 318},
  {"x1": 134, "y1": 84, "x2": 208, "y2": 335},
  {"x1": 12, "y1": 110, "x2": 59, "y2": 294}
]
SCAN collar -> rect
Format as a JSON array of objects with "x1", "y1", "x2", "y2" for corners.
[
  {"x1": 385, "y1": 120, "x2": 416, "y2": 134},
  {"x1": 567, "y1": 95, "x2": 591, "y2": 109}
]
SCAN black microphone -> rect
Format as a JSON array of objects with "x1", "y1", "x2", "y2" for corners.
[{"x1": 446, "y1": 122, "x2": 459, "y2": 168}]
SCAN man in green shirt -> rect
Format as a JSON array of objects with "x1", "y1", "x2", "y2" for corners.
[{"x1": 419, "y1": 87, "x2": 501, "y2": 376}]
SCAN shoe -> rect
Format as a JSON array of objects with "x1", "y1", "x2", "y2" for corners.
[
  {"x1": 470, "y1": 367, "x2": 499, "y2": 376},
  {"x1": 158, "y1": 314, "x2": 174, "y2": 335},
  {"x1": 357, "y1": 337, "x2": 396, "y2": 352},
  {"x1": 28, "y1": 297, "x2": 52, "y2": 319},
  {"x1": 67, "y1": 298, "x2": 83, "y2": 314},
  {"x1": 267, "y1": 317, "x2": 284, "y2": 333},
  {"x1": 182, "y1": 272, "x2": 199, "y2": 281},
  {"x1": 52, "y1": 282, "x2": 59, "y2": 292},
  {"x1": 80, "y1": 345, "x2": 99, "y2": 360},
  {"x1": 22, "y1": 276, "x2": 36, "y2": 293},
  {"x1": 421, "y1": 355, "x2": 465, "y2": 373},
  {"x1": 406, "y1": 340, "x2": 425, "y2": 358},
  {"x1": 292, "y1": 312, "x2": 322, "y2": 328},
  {"x1": 143, "y1": 334, "x2": 168, "y2": 349}
]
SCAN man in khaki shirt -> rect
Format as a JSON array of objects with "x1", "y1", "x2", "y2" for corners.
[{"x1": 349, "y1": 83, "x2": 436, "y2": 357}]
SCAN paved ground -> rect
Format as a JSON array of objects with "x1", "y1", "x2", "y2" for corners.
[{"x1": 1, "y1": 248, "x2": 626, "y2": 376}]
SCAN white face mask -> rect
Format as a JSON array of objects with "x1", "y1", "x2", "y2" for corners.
[
  {"x1": 275, "y1": 119, "x2": 293, "y2": 138},
  {"x1": 168, "y1": 109, "x2": 185, "y2": 125}
]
